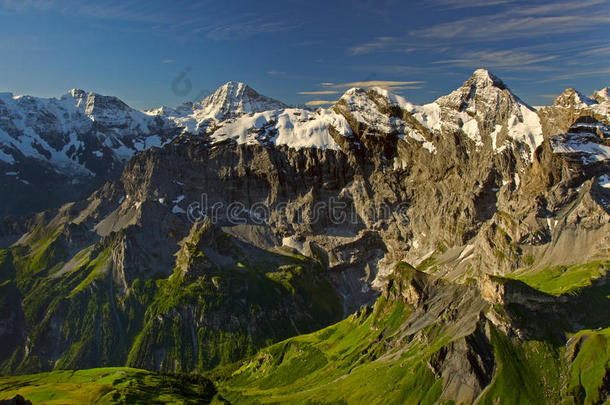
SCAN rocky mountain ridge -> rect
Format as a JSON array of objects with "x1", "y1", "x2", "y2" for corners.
[{"x1": 2, "y1": 71, "x2": 608, "y2": 217}]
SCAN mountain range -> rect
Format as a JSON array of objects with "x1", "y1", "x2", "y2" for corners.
[
  {"x1": 0, "y1": 69, "x2": 608, "y2": 404},
  {"x1": 2, "y1": 71, "x2": 608, "y2": 217}
]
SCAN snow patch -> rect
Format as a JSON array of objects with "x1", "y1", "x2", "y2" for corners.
[
  {"x1": 551, "y1": 133, "x2": 610, "y2": 164},
  {"x1": 422, "y1": 141, "x2": 437, "y2": 154},
  {"x1": 506, "y1": 104, "x2": 543, "y2": 161}
]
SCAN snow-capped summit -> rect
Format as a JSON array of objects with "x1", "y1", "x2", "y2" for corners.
[
  {"x1": 61, "y1": 89, "x2": 153, "y2": 129},
  {"x1": 335, "y1": 87, "x2": 420, "y2": 137},
  {"x1": 592, "y1": 87, "x2": 610, "y2": 104},
  {"x1": 149, "y1": 81, "x2": 287, "y2": 133},
  {"x1": 0, "y1": 89, "x2": 174, "y2": 176},
  {"x1": 470, "y1": 68, "x2": 508, "y2": 90},
  {"x1": 200, "y1": 81, "x2": 287, "y2": 119},
  {"x1": 68, "y1": 88, "x2": 87, "y2": 99},
  {"x1": 553, "y1": 88, "x2": 597, "y2": 109},
  {"x1": 407, "y1": 69, "x2": 543, "y2": 159},
  {"x1": 435, "y1": 69, "x2": 517, "y2": 112}
]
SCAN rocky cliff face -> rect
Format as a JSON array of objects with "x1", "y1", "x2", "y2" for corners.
[{"x1": 0, "y1": 70, "x2": 608, "y2": 392}]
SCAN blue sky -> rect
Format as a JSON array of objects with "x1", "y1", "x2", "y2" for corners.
[{"x1": 0, "y1": 0, "x2": 608, "y2": 109}]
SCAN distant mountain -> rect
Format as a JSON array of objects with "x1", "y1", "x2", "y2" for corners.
[
  {"x1": 147, "y1": 81, "x2": 288, "y2": 133},
  {"x1": 553, "y1": 87, "x2": 598, "y2": 109},
  {"x1": 593, "y1": 87, "x2": 610, "y2": 104},
  {"x1": 0, "y1": 89, "x2": 179, "y2": 217}
]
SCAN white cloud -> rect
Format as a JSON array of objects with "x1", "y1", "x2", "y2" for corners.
[
  {"x1": 305, "y1": 100, "x2": 336, "y2": 106},
  {"x1": 331, "y1": 80, "x2": 424, "y2": 88},
  {"x1": 348, "y1": 0, "x2": 610, "y2": 56}
]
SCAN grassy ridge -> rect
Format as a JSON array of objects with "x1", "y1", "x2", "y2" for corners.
[
  {"x1": 566, "y1": 327, "x2": 610, "y2": 405},
  {"x1": 0, "y1": 367, "x2": 216, "y2": 404},
  {"x1": 212, "y1": 296, "x2": 454, "y2": 404},
  {"x1": 509, "y1": 260, "x2": 609, "y2": 296}
]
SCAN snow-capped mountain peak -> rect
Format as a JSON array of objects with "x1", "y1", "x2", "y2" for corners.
[
  {"x1": 199, "y1": 81, "x2": 287, "y2": 119},
  {"x1": 592, "y1": 87, "x2": 610, "y2": 104},
  {"x1": 0, "y1": 89, "x2": 173, "y2": 179},
  {"x1": 148, "y1": 81, "x2": 288, "y2": 133},
  {"x1": 410, "y1": 69, "x2": 544, "y2": 160},
  {"x1": 435, "y1": 69, "x2": 515, "y2": 111},
  {"x1": 335, "y1": 87, "x2": 413, "y2": 135},
  {"x1": 553, "y1": 88, "x2": 597, "y2": 109},
  {"x1": 470, "y1": 68, "x2": 507, "y2": 90}
]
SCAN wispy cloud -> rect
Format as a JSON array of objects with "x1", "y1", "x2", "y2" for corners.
[
  {"x1": 162, "y1": 59, "x2": 175, "y2": 64},
  {"x1": 321, "y1": 82, "x2": 335, "y2": 86},
  {"x1": 0, "y1": 1, "x2": 299, "y2": 43},
  {"x1": 424, "y1": 0, "x2": 516, "y2": 8},
  {"x1": 349, "y1": 37, "x2": 401, "y2": 56},
  {"x1": 305, "y1": 100, "x2": 336, "y2": 106},
  {"x1": 433, "y1": 50, "x2": 559, "y2": 70},
  {"x1": 579, "y1": 45, "x2": 610, "y2": 56},
  {"x1": 297, "y1": 90, "x2": 339, "y2": 95},
  {"x1": 198, "y1": 17, "x2": 297, "y2": 40},
  {"x1": 545, "y1": 68, "x2": 610, "y2": 82},
  {"x1": 348, "y1": 0, "x2": 610, "y2": 58},
  {"x1": 413, "y1": 15, "x2": 610, "y2": 41},
  {"x1": 512, "y1": 0, "x2": 607, "y2": 15},
  {"x1": 411, "y1": 0, "x2": 610, "y2": 41},
  {"x1": 330, "y1": 80, "x2": 424, "y2": 88},
  {"x1": 0, "y1": 0, "x2": 168, "y2": 23}
]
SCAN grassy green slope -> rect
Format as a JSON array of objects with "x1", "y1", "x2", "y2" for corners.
[
  {"x1": 509, "y1": 260, "x2": 609, "y2": 296},
  {"x1": 210, "y1": 261, "x2": 610, "y2": 404},
  {"x1": 211, "y1": 296, "x2": 448, "y2": 405},
  {"x1": 0, "y1": 220, "x2": 343, "y2": 375},
  {"x1": 0, "y1": 367, "x2": 216, "y2": 404},
  {"x1": 566, "y1": 327, "x2": 610, "y2": 405}
]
